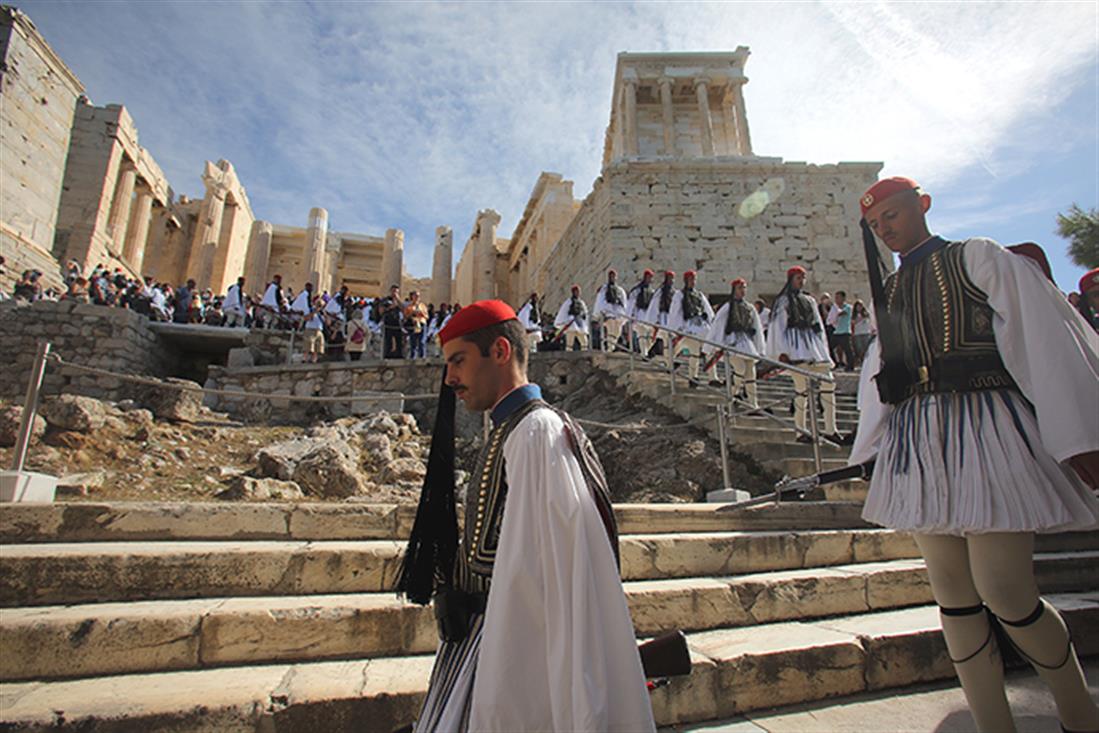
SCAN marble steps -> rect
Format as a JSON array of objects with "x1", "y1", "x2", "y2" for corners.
[
  {"x1": 0, "y1": 501, "x2": 876, "y2": 545},
  {"x1": 3, "y1": 530, "x2": 1094, "y2": 609},
  {"x1": 2, "y1": 594, "x2": 1096, "y2": 732},
  {"x1": 2, "y1": 552, "x2": 1095, "y2": 683}
]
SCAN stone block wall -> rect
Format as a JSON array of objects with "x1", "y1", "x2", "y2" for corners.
[
  {"x1": 538, "y1": 158, "x2": 885, "y2": 309},
  {"x1": 0, "y1": 7, "x2": 84, "y2": 294},
  {"x1": 204, "y1": 351, "x2": 598, "y2": 438},
  {"x1": 0, "y1": 299, "x2": 174, "y2": 401}
]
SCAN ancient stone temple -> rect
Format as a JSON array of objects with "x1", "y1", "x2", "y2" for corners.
[{"x1": 456, "y1": 50, "x2": 886, "y2": 310}]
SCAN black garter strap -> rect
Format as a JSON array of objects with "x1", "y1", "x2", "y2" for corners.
[
  {"x1": 998, "y1": 600, "x2": 1045, "y2": 627},
  {"x1": 939, "y1": 603, "x2": 994, "y2": 664},
  {"x1": 995, "y1": 601, "x2": 1073, "y2": 671}
]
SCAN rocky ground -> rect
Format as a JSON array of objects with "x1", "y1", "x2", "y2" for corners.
[{"x1": 1, "y1": 370, "x2": 775, "y2": 504}]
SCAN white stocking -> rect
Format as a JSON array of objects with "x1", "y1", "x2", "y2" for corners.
[
  {"x1": 967, "y1": 533, "x2": 1099, "y2": 732},
  {"x1": 916, "y1": 534, "x2": 1015, "y2": 733}
]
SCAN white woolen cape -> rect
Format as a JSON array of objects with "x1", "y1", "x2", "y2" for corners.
[
  {"x1": 554, "y1": 299, "x2": 590, "y2": 335},
  {"x1": 468, "y1": 408, "x2": 656, "y2": 732},
  {"x1": 667, "y1": 290, "x2": 714, "y2": 336},
  {"x1": 706, "y1": 302, "x2": 764, "y2": 356},
  {"x1": 594, "y1": 284, "x2": 629, "y2": 320},
  {"x1": 764, "y1": 292, "x2": 831, "y2": 364}
]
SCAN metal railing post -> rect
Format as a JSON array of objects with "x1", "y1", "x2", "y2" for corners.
[
  {"x1": 716, "y1": 404, "x2": 731, "y2": 491},
  {"x1": 12, "y1": 341, "x2": 51, "y2": 472},
  {"x1": 627, "y1": 319, "x2": 635, "y2": 375},
  {"x1": 667, "y1": 335, "x2": 676, "y2": 396},
  {"x1": 807, "y1": 377, "x2": 823, "y2": 475}
]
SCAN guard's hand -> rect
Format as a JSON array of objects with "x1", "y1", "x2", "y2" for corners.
[
  {"x1": 778, "y1": 354, "x2": 790, "y2": 364},
  {"x1": 1068, "y1": 451, "x2": 1099, "y2": 490}
]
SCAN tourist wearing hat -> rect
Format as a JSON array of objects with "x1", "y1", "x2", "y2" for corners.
[
  {"x1": 851, "y1": 177, "x2": 1099, "y2": 733},
  {"x1": 706, "y1": 278, "x2": 764, "y2": 409},
  {"x1": 627, "y1": 268, "x2": 656, "y2": 356},
  {"x1": 764, "y1": 264, "x2": 839, "y2": 441},
  {"x1": 593, "y1": 268, "x2": 629, "y2": 352},
  {"x1": 515, "y1": 292, "x2": 543, "y2": 353},
  {"x1": 397, "y1": 300, "x2": 655, "y2": 732},
  {"x1": 553, "y1": 284, "x2": 590, "y2": 350},
  {"x1": 643, "y1": 270, "x2": 678, "y2": 368}
]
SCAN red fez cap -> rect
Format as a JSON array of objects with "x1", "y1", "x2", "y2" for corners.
[
  {"x1": 1080, "y1": 268, "x2": 1099, "y2": 295},
  {"x1": 860, "y1": 177, "x2": 921, "y2": 215},
  {"x1": 730, "y1": 278, "x2": 747, "y2": 288},
  {"x1": 608, "y1": 268, "x2": 617, "y2": 276},
  {"x1": 571, "y1": 283, "x2": 580, "y2": 291},
  {"x1": 684, "y1": 270, "x2": 697, "y2": 279},
  {"x1": 437, "y1": 299, "x2": 517, "y2": 346},
  {"x1": 787, "y1": 265, "x2": 807, "y2": 279},
  {"x1": 643, "y1": 268, "x2": 654, "y2": 278},
  {"x1": 663, "y1": 270, "x2": 675, "y2": 278}
]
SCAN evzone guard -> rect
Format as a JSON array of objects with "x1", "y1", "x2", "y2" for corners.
[
  {"x1": 515, "y1": 293, "x2": 543, "y2": 353},
  {"x1": 554, "y1": 284, "x2": 590, "y2": 350},
  {"x1": 764, "y1": 265, "x2": 840, "y2": 442},
  {"x1": 705, "y1": 278, "x2": 764, "y2": 409},
  {"x1": 666, "y1": 270, "x2": 714, "y2": 381},
  {"x1": 644, "y1": 270, "x2": 677, "y2": 367},
  {"x1": 397, "y1": 300, "x2": 656, "y2": 732},
  {"x1": 850, "y1": 177, "x2": 1099, "y2": 732},
  {"x1": 627, "y1": 268, "x2": 655, "y2": 356},
  {"x1": 593, "y1": 269, "x2": 629, "y2": 352}
]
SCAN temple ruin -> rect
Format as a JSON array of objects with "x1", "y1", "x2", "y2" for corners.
[{"x1": 3, "y1": 6, "x2": 885, "y2": 308}]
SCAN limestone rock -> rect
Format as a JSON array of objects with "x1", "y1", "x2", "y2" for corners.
[
  {"x1": 362, "y1": 433, "x2": 393, "y2": 464},
  {"x1": 44, "y1": 430, "x2": 87, "y2": 449},
  {"x1": 256, "y1": 437, "x2": 327, "y2": 481},
  {"x1": 0, "y1": 404, "x2": 46, "y2": 447},
  {"x1": 366, "y1": 413, "x2": 400, "y2": 438},
  {"x1": 216, "y1": 476, "x2": 304, "y2": 501},
  {"x1": 57, "y1": 470, "x2": 108, "y2": 497},
  {"x1": 292, "y1": 444, "x2": 364, "y2": 498},
  {"x1": 381, "y1": 457, "x2": 426, "y2": 485},
  {"x1": 142, "y1": 378, "x2": 203, "y2": 422},
  {"x1": 40, "y1": 395, "x2": 107, "y2": 432}
]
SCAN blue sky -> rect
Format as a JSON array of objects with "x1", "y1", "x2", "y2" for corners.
[{"x1": 20, "y1": 1, "x2": 1098, "y2": 292}]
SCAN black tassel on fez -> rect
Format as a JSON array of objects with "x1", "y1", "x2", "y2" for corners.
[{"x1": 395, "y1": 368, "x2": 458, "y2": 605}]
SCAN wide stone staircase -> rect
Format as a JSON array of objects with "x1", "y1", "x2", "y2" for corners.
[
  {"x1": 592, "y1": 353, "x2": 866, "y2": 500},
  {"x1": 2, "y1": 501, "x2": 1097, "y2": 732}
]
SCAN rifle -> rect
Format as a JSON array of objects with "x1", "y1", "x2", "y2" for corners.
[
  {"x1": 702, "y1": 349, "x2": 725, "y2": 373},
  {"x1": 719, "y1": 461, "x2": 876, "y2": 510},
  {"x1": 552, "y1": 317, "x2": 578, "y2": 343}
]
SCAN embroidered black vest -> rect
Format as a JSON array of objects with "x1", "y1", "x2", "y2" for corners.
[
  {"x1": 455, "y1": 400, "x2": 618, "y2": 593},
  {"x1": 682, "y1": 288, "x2": 706, "y2": 321},
  {"x1": 882, "y1": 240, "x2": 1015, "y2": 403},
  {"x1": 605, "y1": 284, "x2": 622, "y2": 306},
  {"x1": 632, "y1": 283, "x2": 653, "y2": 310},
  {"x1": 785, "y1": 291, "x2": 817, "y2": 330},
  {"x1": 568, "y1": 297, "x2": 587, "y2": 319},
  {"x1": 724, "y1": 299, "x2": 756, "y2": 336}
]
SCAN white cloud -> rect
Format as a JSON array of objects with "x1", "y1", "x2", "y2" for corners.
[{"x1": 20, "y1": 0, "x2": 1098, "y2": 278}]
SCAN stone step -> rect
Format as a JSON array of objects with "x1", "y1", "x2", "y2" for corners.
[
  {"x1": 823, "y1": 479, "x2": 869, "y2": 502},
  {"x1": 2, "y1": 594, "x2": 1095, "y2": 732},
  {"x1": 0, "y1": 501, "x2": 874, "y2": 545},
  {"x1": 3, "y1": 552, "x2": 1093, "y2": 682},
  {"x1": 767, "y1": 456, "x2": 850, "y2": 476},
  {"x1": 3, "y1": 530, "x2": 1093, "y2": 609},
  {"x1": 737, "y1": 440, "x2": 850, "y2": 463},
  {"x1": 0, "y1": 529, "x2": 914, "y2": 607}
]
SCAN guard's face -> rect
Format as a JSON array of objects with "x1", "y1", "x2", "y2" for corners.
[
  {"x1": 733, "y1": 283, "x2": 747, "y2": 300},
  {"x1": 444, "y1": 338, "x2": 498, "y2": 412},
  {"x1": 866, "y1": 191, "x2": 931, "y2": 254},
  {"x1": 643, "y1": 273, "x2": 653, "y2": 285},
  {"x1": 791, "y1": 272, "x2": 806, "y2": 290},
  {"x1": 684, "y1": 275, "x2": 696, "y2": 288}
]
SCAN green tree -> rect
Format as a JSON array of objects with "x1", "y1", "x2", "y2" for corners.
[{"x1": 1056, "y1": 203, "x2": 1099, "y2": 270}]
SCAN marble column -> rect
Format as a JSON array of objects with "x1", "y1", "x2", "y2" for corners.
[
  {"x1": 731, "y1": 80, "x2": 753, "y2": 155},
  {"x1": 695, "y1": 79, "x2": 715, "y2": 157},
  {"x1": 431, "y1": 226, "x2": 453, "y2": 305},
  {"x1": 623, "y1": 80, "x2": 639, "y2": 157},
  {"x1": 720, "y1": 85, "x2": 739, "y2": 156},
  {"x1": 107, "y1": 162, "x2": 137, "y2": 252},
  {"x1": 122, "y1": 188, "x2": 154, "y2": 274},
  {"x1": 658, "y1": 76, "x2": 676, "y2": 156},
  {"x1": 244, "y1": 220, "x2": 273, "y2": 292},
  {"x1": 187, "y1": 185, "x2": 226, "y2": 289},
  {"x1": 475, "y1": 209, "x2": 501, "y2": 301},
  {"x1": 382, "y1": 228, "x2": 404, "y2": 293},
  {"x1": 305, "y1": 207, "x2": 329, "y2": 290}
]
